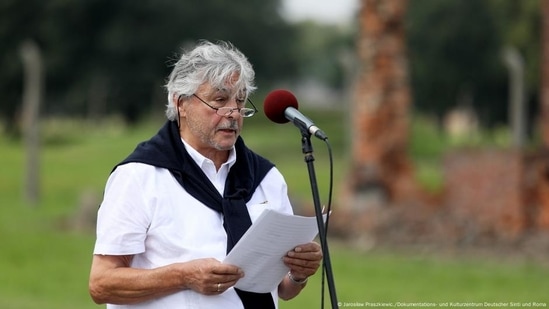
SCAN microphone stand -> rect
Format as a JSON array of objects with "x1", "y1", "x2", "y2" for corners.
[{"x1": 300, "y1": 131, "x2": 339, "y2": 308}]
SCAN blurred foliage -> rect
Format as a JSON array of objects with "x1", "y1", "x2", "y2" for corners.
[
  {"x1": 488, "y1": 0, "x2": 542, "y2": 97},
  {"x1": 0, "y1": 0, "x2": 543, "y2": 136},
  {"x1": 0, "y1": 0, "x2": 298, "y2": 130},
  {"x1": 406, "y1": 0, "x2": 541, "y2": 128},
  {"x1": 292, "y1": 21, "x2": 356, "y2": 89}
]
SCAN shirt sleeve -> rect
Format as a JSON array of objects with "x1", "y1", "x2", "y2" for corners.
[{"x1": 93, "y1": 164, "x2": 151, "y2": 255}]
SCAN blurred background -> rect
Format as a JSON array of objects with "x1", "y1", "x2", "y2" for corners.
[{"x1": 1, "y1": 0, "x2": 549, "y2": 308}]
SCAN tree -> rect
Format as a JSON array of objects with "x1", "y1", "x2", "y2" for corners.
[
  {"x1": 406, "y1": 0, "x2": 509, "y2": 127},
  {"x1": 0, "y1": 0, "x2": 45, "y2": 135},
  {"x1": 542, "y1": 0, "x2": 549, "y2": 146},
  {"x1": 292, "y1": 20, "x2": 356, "y2": 91},
  {"x1": 0, "y1": 0, "x2": 298, "y2": 129}
]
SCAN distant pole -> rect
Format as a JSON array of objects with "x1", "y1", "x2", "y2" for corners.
[
  {"x1": 20, "y1": 40, "x2": 43, "y2": 206},
  {"x1": 502, "y1": 46, "x2": 526, "y2": 148}
]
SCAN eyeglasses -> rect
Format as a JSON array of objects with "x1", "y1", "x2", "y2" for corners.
[{"x1": 191, "y1": 94, "x2": 258, "y2": 118}]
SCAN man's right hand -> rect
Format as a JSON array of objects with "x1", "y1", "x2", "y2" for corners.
[{"x1": 178, "y1": 258, "x2": 244, "y2": 295}]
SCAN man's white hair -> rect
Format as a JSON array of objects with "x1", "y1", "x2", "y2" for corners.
[{"x1": 164, "y1": 40, "x2": 257, "y2": 120}]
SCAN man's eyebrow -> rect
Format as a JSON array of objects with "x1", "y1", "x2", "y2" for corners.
[
  {"x1": 213, "y1": 88, "x2": 229, "y2": 95},
  {"x1": 214, "y1": 87, "x2": 247, "y2": 97}
]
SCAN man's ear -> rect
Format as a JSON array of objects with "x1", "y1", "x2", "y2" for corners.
[
  {"x1": 173, "y1": 94, "x2": 181, "y2": 108},
  {"x1": 175, "y1": 94, "x2": 187, "y2": 118}
]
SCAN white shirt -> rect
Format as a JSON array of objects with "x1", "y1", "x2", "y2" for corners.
[{"x1": 93, "y1": 143, "x2": 293, "y2": 308}]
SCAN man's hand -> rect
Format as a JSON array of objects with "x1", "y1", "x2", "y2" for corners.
[
  {"x1": 181, "y1": 258, "x2": 244, "y2": 295},
  {"x1": 282, "y1": 241, "x2": 322, "y2": 282},
  {"x1": 89, "y1": 255, "x2": 244, "y2": 304}
]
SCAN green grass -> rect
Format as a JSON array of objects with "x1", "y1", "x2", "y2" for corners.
[
  {"x1": 281, "y1": 246, "x2": 549, "y2": 308},
  {"x1": 1, "y1": 112, "x2": 548, "y2": 308}
]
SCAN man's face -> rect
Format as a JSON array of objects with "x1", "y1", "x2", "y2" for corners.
[{"x1": 179, "y1": 76, "x2": 247, "y2": 153}]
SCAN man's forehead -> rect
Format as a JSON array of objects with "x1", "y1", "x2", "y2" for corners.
[
  {"x1": 203, "y1": 71, "x2": 247, "y2": 95},
  {"x1": 216, "y1": 87, "x2": 246, "y2": 94},
  {"x1": 202, "y1": 84, "x2": 247, "y2": 96}
]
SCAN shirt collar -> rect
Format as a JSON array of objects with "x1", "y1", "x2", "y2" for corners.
[{"x1": 180, "y1": 139, "x2": 237, "y2": 170}]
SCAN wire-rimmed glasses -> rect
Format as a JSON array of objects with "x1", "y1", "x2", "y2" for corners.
[{"x1": 191, "y1": 94, "x2": 258, "y2": 118}]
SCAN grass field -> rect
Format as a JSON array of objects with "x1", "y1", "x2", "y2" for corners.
[{"x1": 1, "y1": 110, "x2": 548, "y2": 309}]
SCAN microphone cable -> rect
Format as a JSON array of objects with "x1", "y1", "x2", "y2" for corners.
[{"x1": 319, "y1": 137, "x2": 334, "y2": 309}]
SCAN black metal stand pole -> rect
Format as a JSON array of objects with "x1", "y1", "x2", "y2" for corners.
[{"x1": 300, "y1": 133, "x2": 339, "y2": 308}]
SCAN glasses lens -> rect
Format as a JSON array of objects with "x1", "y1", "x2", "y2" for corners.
[
  {"x1": 217, "y1": 107, "x2": 234, "y2": 117},
  {"x1": 240, "y1": 108, "x2": 255, "y2": 117},
  {"x1": 215, "y1": 107, "x2": 255, "y2": 117}
]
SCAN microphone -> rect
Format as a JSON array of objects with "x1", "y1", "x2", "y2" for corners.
[{"x1": 263, "y1": 89, "x2": 328, "y2": 141}]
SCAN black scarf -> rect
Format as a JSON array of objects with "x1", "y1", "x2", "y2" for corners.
[{"x1": 115, "y1": 120, "x2": 275, "y2": 308}]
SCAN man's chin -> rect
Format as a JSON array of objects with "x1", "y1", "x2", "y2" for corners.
[{"x1": 213, "y1": 139, "x2": 237, "y2": 151}]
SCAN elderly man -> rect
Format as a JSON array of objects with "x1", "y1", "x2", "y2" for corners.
[{"x1": 88, "y1": 40, "x2": 322, "y2": 308}]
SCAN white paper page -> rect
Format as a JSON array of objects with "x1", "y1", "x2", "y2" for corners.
[{"x1": 223, "y1": 209, "x2": 322, "y2": 293}]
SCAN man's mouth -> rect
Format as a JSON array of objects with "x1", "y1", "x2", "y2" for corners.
[
  {"x1": 218, "y1": 128, "x2": 237, "y2": 134},
  {"x1": 217, "y1": 122, "x2": 238, "y2": 134}
]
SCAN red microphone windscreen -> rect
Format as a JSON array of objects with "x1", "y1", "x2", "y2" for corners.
[{"x1": 263, "y1": 89, "x2": 299, "y2": 124}]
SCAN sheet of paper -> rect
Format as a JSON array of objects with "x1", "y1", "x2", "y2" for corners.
[{"x1": 223, "y1": 209, "x2": 322, "y2": 293}]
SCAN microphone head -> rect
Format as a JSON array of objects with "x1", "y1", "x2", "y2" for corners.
[{"x1": 263, "y1": 89, "x2": 299, "y2": 124}]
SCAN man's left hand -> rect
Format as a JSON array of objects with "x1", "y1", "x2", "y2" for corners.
[{"x1": 282, "y1": 241, "x2": 322, "y2": 281}]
